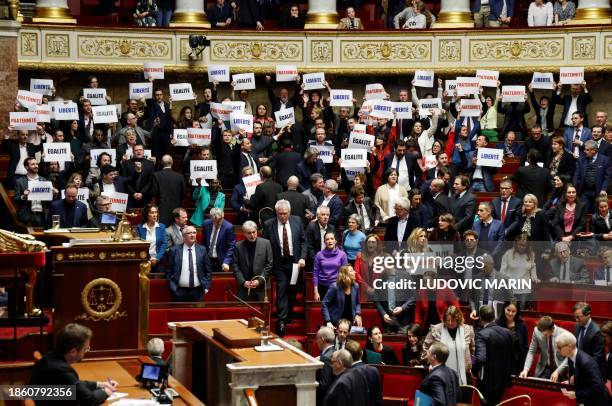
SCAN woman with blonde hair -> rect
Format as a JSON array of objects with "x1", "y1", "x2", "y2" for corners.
[
  {"x1": 507, "y1": 193, "x2": 550, "y2": 242},
  {"x1": 321, "y1": 265, "x2": 362, "y2": 328},
  {"x1": 500, "y1": 233, "x2": 539, "y2": 307},
  {"x1": 407, "y1": 227, "x2": 431, "y2": 253}
]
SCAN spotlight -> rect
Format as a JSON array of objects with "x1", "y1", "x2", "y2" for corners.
[{"x1": 188, "y1": 35, "x2": 211, "y2": 59}]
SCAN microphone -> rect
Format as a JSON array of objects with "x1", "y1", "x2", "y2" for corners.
[{"x1": 225, "y1": 286, "x2": 264, "y2": 317}]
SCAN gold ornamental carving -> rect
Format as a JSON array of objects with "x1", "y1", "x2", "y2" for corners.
[
  {"x1": 68, "y1": 252, "x2": 95, "y2": 260},
  {"x1": 180, "y1": 38, "x2": 202, "y2": 61},
  {"x1": 606, "y1": 36, "x2": 612, "y2": 59},
  {"x1": 0, "y1": 229, "x2": 46, "y2": 252},
  {"x1": 78, "y1": 36, "x2": 171, "y2": 59},
  {"x1": 20, "y1": 32, "x2": 38, "y2": 57},
  {"x1": 210, "y1": 40, "x2": 302, "y2": 62},
  {"x1": 572, "y1": 37, "x2": 596, "y2": 60},
  {"x1": 76, "y1": 278, "x2": 127, "y2": 322},
  {"x1": 470, "y1": 38, "x2": 564, "y2": 61},
  {"x1": 45, "y1": 34, "x2": 70, "y2": 58},
  {"x1": 311, "y1": 40, "x2": 333, "y2": 63},
  {"x1": 439, "y1": 39, "x2": 461, "y2": 62},
  {"x1": 110, "y1": 251, "x2": 136, "y2": 259},
  {"x1": 340, "y1": 40, "x2": 431, "y2": 62}
]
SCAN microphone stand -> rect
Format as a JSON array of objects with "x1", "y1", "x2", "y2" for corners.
[
  {"x1": 225, "y1": 286, "x2": 270, "y2": 333},
  {"x1": 248, "y1": 275, "x2": 271, "y2": 332}
]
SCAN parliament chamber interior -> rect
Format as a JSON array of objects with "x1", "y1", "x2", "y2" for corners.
[{"x1": 0, "y1": 0, "x2": 611, "y2": 405}]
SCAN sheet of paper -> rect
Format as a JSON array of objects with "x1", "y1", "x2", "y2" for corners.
[{"x1": 290, "y1": 263, "x2": 300, "y2": 285}]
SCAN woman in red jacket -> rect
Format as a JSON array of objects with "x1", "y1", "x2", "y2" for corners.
[{"x1": 414, "y1": 270, "x2": 460, "y2": 333}]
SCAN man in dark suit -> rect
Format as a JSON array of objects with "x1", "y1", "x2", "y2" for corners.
[
  {"x1": 556, "y1": 81, "x2": 592, "y2": 128},
  {"x1": 427, "y1": 178, "x2": 451, "y2": 222},
  {"x1": 153, "y1": 155, "x2": 185, "y2": 226},
  {"x1": 472, "y1": 202, "x2": 504, "y2": 258},
  {"x1": 202, "y1": 208, "x2": 236, "y2": 274},
  {"x1": 231, "y1": 166, "x2": 255, "y2": 224},
  {"x1": 232, "y1": 221, "x2": 273, "y2": 301},
  {"x1": 521, "y1": 126, "x2": 552, "y2": 166},
  {"x1": 165, "y1": 225, "x2": 212, "y2": 301},
  {"x1": 250, "y1": 165, "x2": 283, "y2": 225},
  {"x1": 271, "y1": 139, "x2": 302, "y2": 188},
  {"x1": 316, "y1": 327, "x2": 336, "y2": 406},
  {"x1": 549, "y1": 242, "x2": 589, "y2": 283},
  {"x1": 30, "y1": 323, "x2": 116, "y2": 405},
  {"x1": 450, "y1": 175, "x2": 476, "y2": 233},
  {"x1": 498, "y1": 98, "x2": 530, "y2": 141},
  {"x1": 573, "y1": 140, "x2": 611, "y2": 212},
  {"x1": 144, "y1": 88, "x2": 173, "y2": 161},
  {"x1": 572, "y1": 302, "x2": 606, "y2": 376},
  {"x1": 491, "y1": 179, "x2": 523, "y2": 235},
  {"x1": 323, "y1": 349, "x2": 369, "y2": 406},
  {"x1": 528, "y1": 84, "x2": 558, "y2": 135},
  {"x1": 262, "y1": 199, "x2": 306, "y2": 336},
  {"x1": 472, "y1": 305, "x2": 517, "y2": 405},
  {"x1": 383, "y1": 140, "x2": 422, "y2": 190},
  {"x1": 384, "y1": 197, "x2": 419, "y2": 250},
  {"x1": 121, "y1": 144, "x2": 155, "y2": 208},
  {"x1": 419, "y1": 342, "x2": 461, "y2": 406},
  {"x1": 563, "y1": 111, "x2": 592, "y2": 156},
  {"x1": 317, "y1": 179, "x2": 343, "y2": 227},
  {"x1": 425, "y1": 152, "x2": 455, "y2": 182},
  {"x1": 96, "y1": 165, "x2": 127, "y2": 198},
  {"x1": 278, "y1": 176, "x2": 311, "y2": 223},
  {"x1": 511, "y1": 149, "x2": 552, "y2": 207},
  {"x1": 5, "y1": 130, "x2": 42, "y2": 186},
  {"x1": 305, "y1": 205, "x2": 336, "y2": 269},
  {"x1": 345, "y1": 340, "x2": 382, "y2": 406},
  {"x1": 78, "y1": 99, "x2": 95, "y2": 143},
  {"x1": 296, "y1": 146, "x2": 328, "y2": 190},
  {"x1": 501, "y1": 131, "x2": 525, "y2": 158},
  {"x1": 555, "y1": 331, "x2": 610, "y2": 405},
  {"x1": 343, "y1": 185, "x2": 378, "y2": 234},
  {"x1": 47, "y1": 184, "x2": 89, "y2": 229},
  {"x1": 238, "y1": 137, "x2": 260, "y2": 173}
]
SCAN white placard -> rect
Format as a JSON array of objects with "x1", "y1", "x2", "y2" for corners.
[
  {"x1": 559, "y1": 67, "x2": 584, "y2": 85},
  {"x1": 32, "y1": 104, "x2": 51, "y2": 123},
  {"x1": 414, "y1": 70, "x2": 434, "y2": 88},
  {"x1": 208, "y1": 65, "x2": 230, "y2": 82},
  {"x1": 190, "y1": 160, "x2": 218, "y2": 180},
  {"x1": 224, "y1": 101, "x2": 245, "y2": 113},
  {"x1": 341, "y1": 149, "x2": 368, "y2": 168},
  {"x1": 232, "y1": 73, "x2": 256, "y2": 91},
  {"x1": 459, "y1": 99, "x2": 481, "y2": 117},
  {"x1": 106, "y1": 191, "x2": 129, "y2": 212},
  {"x1": 314, "y1": 145, "x2": 334, "y2": 164},
  {"x1": 210, "y1": 102, "x2": 233, "y2": 121},
  {"x1": 370, "y1": 100, "x2": 394, "y2": 119},
  {"x1": 173, "y1": 129, "x2": 188, "y2": 147},
  {"x1": 83, "y1": 88, "x2": 107, "y2": 106},
  {"x1": 169, "y1": 83, "x2": 194, "y2": 101},
  {"x1": 348, "y1": 132, "x2": 375, "y2": 149},
  {"x1": 125, "y1": 148, "x2": 152, "y2": 160},
  {"x1": 352, "y1": 123, "x2": 367, "y2": 134},
  {"x1": 330, "y1": 90, "x2": 353, "y2": 107},
  {"x1": 419, "y1": 98, "x2": 442, "y2": 111},
  {"x1": 477, "y1": 147, "x2": 503, "y2": 168},
  {"x1": 393, "y1": 102, "x2": 413, "y2": 119},
  {"x1": 43, "y1": 142, "x2": 71, "y2": 162},
  {"x1": 129, "y1": 82, "x2": 153, "y2": 99},
  {"x1": 502, "y1": 86, "x2": 526, "y2": 103},
  {"x1": 187, "y1": 128, "x2": 212, "y2": 146},
  {"x1": 302, "y1": 72, "x2": 326, "y2": 90},
  {"x1": 531, "y1": 72, "x2": 555, "y2": 90},
  {"x1": 274, "y1": 107, "x2": 295, "y2": 128},
  {"x1": 30, "y1": 79, "x2": 53, "y2": 96},
  {"x1": 424, "y1": 155, "x2": 437, "y2": 169},
  {"x1": 364, "y1": 83, "x2": 386, "y2": 100},
  {"x1": 445, "y1": 80, "x2": 457, "y2": 93},
  {"x1": 143, "y1": 62, "x2": 164, "y2": 80},
  {"x1": 61, "y1": 187, "x2": 89, "y2": 202},
  {"x1": 92, "y1": 105, "x2": 118, "y2": 124},
  {"x1": 53, "y1": 102, "x2": 79, "y2": 121},
  {"x1": 345, "y1": 167, "x2": 365, "y2": 181},
  {"x1": 230, "y1": 112, "x2": 254, "y2": 133},
  {"x1": 456, "y1": 77, "x2": 480, "y2": 96},
  {"x1": 9, "y1": 112, "x2": 37, "y2": 130},
  {"x1": 275, "y1": 65, "x2": 298, "y2": 82},
  {"x1": 27, "y1": 180, "x2": 53, "y2": 201},
  {"x1": 243, "y1": 173, "x2": 263, "y2": 199},
  {"x1": 90, "y1": 149, "x2": 116, "y2": 167},
  {"x1": 476, "y1": 70, "x2": 499, "y2": 88},
  {"x1": 17, "y1": 90, "x2": 43, "y2": 109}
]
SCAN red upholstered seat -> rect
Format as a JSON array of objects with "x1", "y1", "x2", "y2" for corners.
[
  {"x1": 502, "y1": 384, "x2": 573, "y2": 405},
  {"x1": 149, "y1": 276, "x2": 238, "y2": 303}
]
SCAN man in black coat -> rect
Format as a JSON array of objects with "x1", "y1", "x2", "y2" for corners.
[
  {"x1": 450, "y1": 175, "x2": 477, "y2": 233},
  {"x1": 30, "y1": 323, "x2": 116, "y2": 405},
  {"x1": 521, "y1": 126, "x2": 552, "y2": 166},
  {"x1": 153, "y1": 155, "x2": 185, "y2": 226},
  {"x1": 120, "y1": 144, "x2": 155, "y2": 208},
  {"x1": 345, "y1": 340, "x2": 382, "y2": 406},
  {"x1": 271, "y1": 140, "x2": 302, "y2": 189},
  {"x1": 265, "y1": 74, "x2": 300, "y2": 113},
  {"x1": 5, "y1": 129, "x2": 42, "y2": 186},
  {"x1": 472, "y1": 305, "x2": 517, "y2": 406},
  {"x1": 528, "y1": 84, "x2": 558, "y2": 135},
  {"x1": 277, "y1": 176, "x2": 311, "y2": 223},
  {"x1": 316, "y1": 326, "x2": 336, "y2": 406},
  {"x1": 571, "y1": 302, "x2": 606, "y2": 377},
  {"x1": 491, "y1": 179, "x2": 523, "y2": 234},
  {"x1": 428, "y1": 178, "x2": 451, "y2": 222},
  {"x1": 144, "y1": 88, "x2": 173, "y2": 161},
  {"x1": 323, "y1": 349, "x2": 370, "y2": 406},
  {"x1": 511, "y1": 149, "x2": 552, "y2": 207},
  {"x1": 419, "y1": 342, "x2": 461, "y2": 406},
  {"x1": 384, "y1": 196, "x2": 419, "y2": 250},
  {"x1": 343, "y1": 185, "x2": 378, "y2": 234},
  {"x1": 250, "y1": 165, "x2": 283, "y2": 225},
  {"x1": 305, "y1": 205, "x2": 336, "y2": 269},
  {"x1": 556, "y1": 81, "x2": 592, "y2": 128}
]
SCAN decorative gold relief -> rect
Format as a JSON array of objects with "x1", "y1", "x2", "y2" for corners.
[
  {"x1": 180, "y1": 38, "x2": 202, "y2": 61},
  {"x1": 311, "y1": 40, "x2": 333, "y2": 63},
  {"x1": 341, "y1": 40, "x2": 431, "y2": 62},
  {"x1": 55, "y1": 253, "x2": 64, "y2": 261},
  {"x1": 572, "y1": 37, "x2": 596, "y2": 60},
  {"x1": 606, "y1": 36, "x2": 612, "y2": 59},
  {"x1": 211, "y1": 40, "x2": 302, "y2": 62},
  {"x1": 439, "y1": 39, "x2": 461, "y2": 62},
  {"x1": 110, "y1": 251, "x2": 136, "y2": 259},
  {"x1": 76, "y1": 278, "x2": 127, "y2": 322},
  {"x1": 98, "y1": 252, "x2": 106, "y2": 260},
  {"x1": 45, "y1": 34, "x2": 69, "y2": 58},
  {"x1": 139, "y1": 251, "x2": 148, "y2": 259},
  {"x1": 20, "y1": 32, "x2": 38, "y2": 57},
  {"x1": 470, "y1": 39, "x2": 564, "y2": 61},
  {"x1": 67, "y1": 252, "x2": 95, "y2": 260},
  {"x1": 78, "y1": 36, "x2": 171, "y2": 59}
]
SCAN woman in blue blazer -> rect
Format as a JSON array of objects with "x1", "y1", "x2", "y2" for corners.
[
  {"x1": 321, "y1": 265, "x2": 362, "y2": 328},
  {"x1": 136, "y1": 204, "x2": 167, "y2": 272},
  {"x1": 190, "y1": 178, "x2": 225, "y2": 227}
]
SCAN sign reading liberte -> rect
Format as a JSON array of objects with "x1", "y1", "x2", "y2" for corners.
[
  {"x1": 27, "y1": 180, "x2": 53, "y2": 201},
  {"x1": 330, "y1": 90, "x2": 353, "y2": 107},
  {"x1": 303, "y1": 72, "x2": 325, "y2": 90},
  {"x1": 30, "y1": 79, "x2": 53, "y2": 96},
  {"x1": 53, "y1": 102, "x2": 79, "y2": 121},
  {"x1": 531, "y1": 72, "x2": 555, "y2": 89},
  {"x1": 208, "y1": 65, "x2": 230, "y2": 82},
  {"x1": 129, "y1": 82, "x2": 153, "y2": 99},
  {"x1": 230, "y1": 112, "x2": 254, "y2": 133}
]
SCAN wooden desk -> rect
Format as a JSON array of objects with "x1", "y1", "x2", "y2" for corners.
[
  {"x1": 73, "y1": 357, "x2": 204, "y2": 406},
  {"x1": 171, "y1": 319, "x2": 323, "y2": 406}
]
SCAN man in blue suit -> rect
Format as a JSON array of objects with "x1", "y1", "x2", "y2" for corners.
[
  {"x1": 473, "y1": 202, "x2": 504, "y2": 258},
  {"x1": 47, "y1": 184, "x2": 89, "y2": 229},
  {"x1": 488, "y1": 0, "x2": 514, "y2": 26},
  {"x1": 573, "y1": 140, "x2": 611, "y2": 212},
  {"x1": 563, "y1": 112, "x2": 592, "y2": 156},
  {"x1": 166, "y1": 225, "x2": 212, "y2": 302},
  {"x1": 491, "y1": 179, "x2": 523, "y2": 237},
  {"x1": 418, "y1": 342, "x2": 461, "y2": 406},
  {"x1": 202, "y1": 208, "x2": 236, "y2": 273},
  {"x1": 231, "y1": 166, "x2": 254, "y2": 224}
]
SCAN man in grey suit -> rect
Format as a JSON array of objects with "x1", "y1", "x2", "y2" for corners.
[
  {"x1": 549, "y1": 242, "x2": 589, "y2": 284},
  {"x1": 232, "y1": 221, "x2": 273, "y2": 301},
  {"x1": 520, "y1": 316, "x2": 570, "y2": 379},
  {"x1": 166, "y1": 207, "x2": 187, "y2": 248},
  {"x1": 112, "y1": 113, "x2": 151, "y2": 146}
]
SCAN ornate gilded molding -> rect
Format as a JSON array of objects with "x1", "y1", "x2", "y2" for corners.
[
  {"x1": 572, "y1": 36, "x2": 596, "y2": 60},
  {"x1": 110, "y1": 251, "x2": 136, "y2": 259},
  {"x1": 604, "y1": 36, "x2": 612, "y2": 59},
  {"x1": 67, "y1": 252, "x2": 95, "y2": 260},
  {"x1": 179, "y1": 37, "x2": 202, "y2": 61},
  {"x1": 76, "y1": 277, "x2": 127, "y2": 322},
  {"x1": 20, "y1": 32, "x2": 38, "y2": 57},
  {"x1": 210, "y1": 40, "x2": 303, "y2": 62},
  {"x1": 439, "y1": 39, "x2": 461, "y2": 62},
  {"x1": 45, "y1": 33, "x2": 69, "y2": 57},
  {"x1": 469, "y1": 38, "x2": 564, "y2": 61},
  {"x1": 77, "y1": 35, "x2": 172, "y2": 59},
  {"x1": 311, "y1": 40, "x2": 333, "y2": 63},
  {"x1": 340, "y1": 40, "x2": 432, "y2": 62}
]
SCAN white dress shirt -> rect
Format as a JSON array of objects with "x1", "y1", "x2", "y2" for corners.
[
  {"x1": 102, "y1": 182, "x2": 115, "y2": 194},
  {"x1": 565, "y1": 96, "x2": 579, "y2": 126},
  {"x1": 277, "y1": 220, "x2": 293, "y2": 256},
  {"x1": 15, "y1": 145, "x2": 28, "y2": 175},
  {"x1": 397, "y1": 217, "x2": 408, "y2": 242},
  {"x1": 145, "y1": 222, "x2": 160, "y2": 258},
  {"x1": 392, "y1": 156, "x2": 410, "y2": 190},
  {"x1": 179, "y1": 244, "x2": 201, "y2": 288}
]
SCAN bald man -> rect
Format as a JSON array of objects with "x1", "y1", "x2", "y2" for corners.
[{"x1": 277, "y1": 176, "x2": 311, "y2": 223}]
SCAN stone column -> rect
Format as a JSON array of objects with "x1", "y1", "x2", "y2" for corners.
[
  {"x1": 0, "y1": 20, "x2": 19, "y2": 132},
  {"x1": 32, "y1": 0, "x2": 76, "y2": 24},
  {"x1": 569, "y1": 0, "x2": 611, "y2": 24},
  {"x1": 170, "y1": 0, "x2": 211, "y2": 28},
  {"x1": 295, "y1": 382, "x2": 318, "y2": 405},
  {"x1": 433, "y1": 0, "x2": 474, "y2": 28},
  {"x1": 304, "y1": 0, "x2": 338, "y2": 29}
]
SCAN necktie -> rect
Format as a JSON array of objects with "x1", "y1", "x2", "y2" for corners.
[
  {"x1": 561, "y1": 262, "x2": 566, "y2": 281},
  {"x1": 548, "y1": 334, "x2": 557, "y2": 368},
  {"x1": 282, "y1": 223, "x2": 290, "y2": 257},
  {"x1": 577, "y1": 326, "x2": 585, "y2": 349},
  {"x1": 466, "y1": 117, "x2": 472, "y2": 134},
  {"x1": 568, "y1": 358, "x2": 575, "y2": 376},
  {"x1": 357, "y1": 204, "x2": 364, "y2": 226},
  {"x1": 210, "y1": 227, "x2": 219, "y2": 258},
  {"x1": 575, "y1": 128, "x2": 580, "y2": 141},
  {"x1": 398, "y1": 119, "x2": 403, "y2": 138},
  {"x1": 501, "y1": 200, "x2": 507, "y2": 223},
  {"x1": 188, "y1": 248, "x2": 195, "y2": 288}
]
